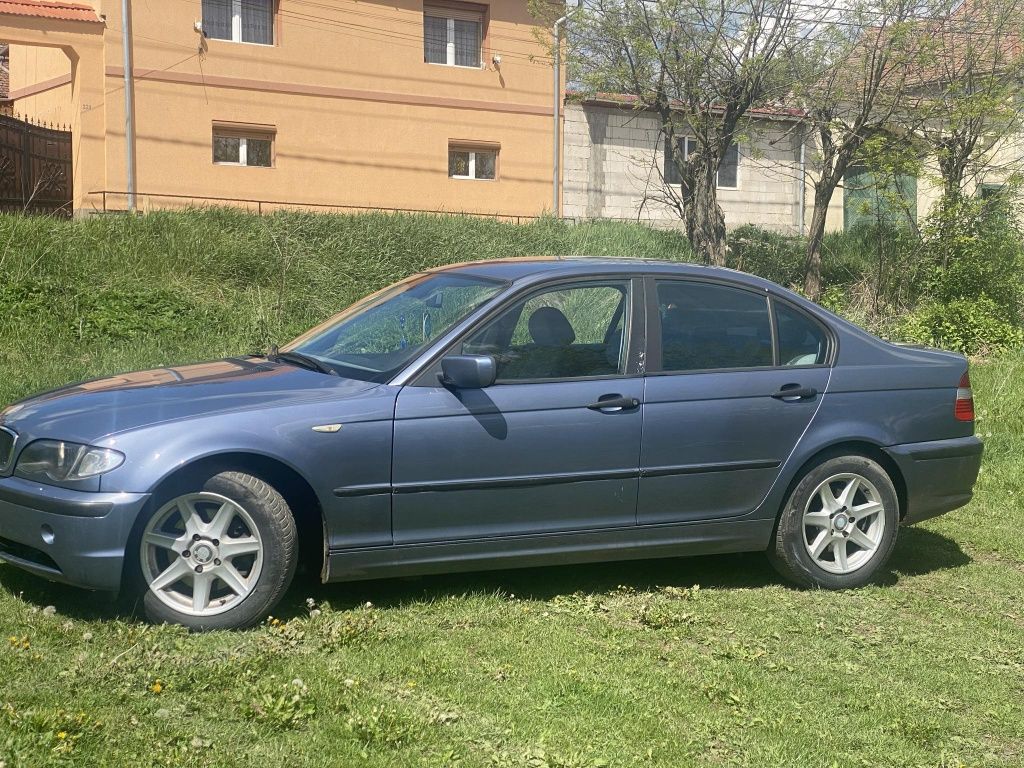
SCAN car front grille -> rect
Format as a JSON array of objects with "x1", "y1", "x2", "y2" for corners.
[{"x1": 0, "y1": 426, "x2": 16, "y2": 474}]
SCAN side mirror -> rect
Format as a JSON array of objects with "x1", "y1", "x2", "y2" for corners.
[{"x1": 441, "y1": 354, "x2": 497, "y2": 389}]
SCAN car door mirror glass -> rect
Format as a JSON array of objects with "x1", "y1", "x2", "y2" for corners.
[{"x1": 441, "y1": 354, "x2": 497, "y2": 389}]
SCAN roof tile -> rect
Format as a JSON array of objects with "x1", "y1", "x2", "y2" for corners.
[{"x1": 0, "y1": 1, "x2": 103, "y2": 24}]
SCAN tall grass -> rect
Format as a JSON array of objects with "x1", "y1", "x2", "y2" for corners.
[{"x1": 0, "y1": 210, "x2": 694, "y2": 405}]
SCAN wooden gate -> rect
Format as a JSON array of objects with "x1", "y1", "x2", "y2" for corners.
[{"x1": 0, "y1": 114, "x2": 72, "y2": 216}]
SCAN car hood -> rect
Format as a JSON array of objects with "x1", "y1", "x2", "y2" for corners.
[{"x1": 0, "y1": 357, "x2": 382, "y2": 444}]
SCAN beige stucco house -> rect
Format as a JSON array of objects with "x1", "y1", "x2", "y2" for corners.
[
  {"x1": 1, "y1": 0, "x2": 558, "y2": 217},
  {"x1": 561, "y1": 97, "x2": 968, "y2": 235}
]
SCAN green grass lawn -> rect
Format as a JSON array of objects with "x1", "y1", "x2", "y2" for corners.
[{"x1": 1, "y1": 212, "x2": 1022, "y2": 766}]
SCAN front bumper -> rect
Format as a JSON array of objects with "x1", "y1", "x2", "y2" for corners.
[
  {"x1": 885, "y1": 436, "x2": 983, "y2": 525},
  {"x1": 0, "y1": 475, "x2": 149, "y2": 591}
]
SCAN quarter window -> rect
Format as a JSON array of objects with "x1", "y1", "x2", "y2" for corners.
[
  {"x1": 464, "y1": 282, "x2": 630, "y2": 381},
  {"x1": 449, "y1": 145, "x2": 497, "y2": 180},
  {"x1": 776, "y1": 302, "x2": 828, "y2": 366},
  {"x1": 202, "y1": 0, "x2": 274, "y2": 45},
  {"x1": 213, "y1": 127, "x2": 274, "y2": 167},
  {"x1": 424, "y1": 5, "x2": 484, "y2": 67},
  {"x1": 664, "y1": 137, "x2": 739, "y2": 189},
  {"x1": 655, "y1": 281, "x2": 772, "y2": 371}
]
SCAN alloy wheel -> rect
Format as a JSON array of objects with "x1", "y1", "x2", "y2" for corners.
[
  {"x1": 140, "y1": 492, "x2": 264, "y2": 617},
  {"x1": 802, "y1": 473, "x2": 886, "y2": 575}
]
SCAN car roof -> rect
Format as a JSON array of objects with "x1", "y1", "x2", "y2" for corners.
[{"x1": 427, "y1": 256, "x2": 777, "y2": 290}]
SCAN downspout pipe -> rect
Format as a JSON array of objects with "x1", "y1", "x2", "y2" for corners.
[
  {"x1": 552, "y1": 0, "x2": 582, "y2": 217},
  {"x1": 798, "y1": 125, "x2": 806, "y2": 236},
  {"x1": 121, "y1": 0, "x2": 136, "y2": 212}
]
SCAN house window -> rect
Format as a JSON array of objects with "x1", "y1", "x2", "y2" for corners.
[
  {"x1": 449, "y1": 145, "x2": 497, "y2": 179},
  {"x1": 664, "y1": 137, "x2": 740, "y2": 189},
  {"x1": 203, "y1": 0, "x2": 274, "y2": 45},
  {"x1": 424, "y1": 5, "x2": 484, "y2": 67},
  {"x1": 213, "y1": 127, "x2": 274, "y2": 167}
]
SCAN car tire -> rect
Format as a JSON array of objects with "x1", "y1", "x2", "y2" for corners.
[
  {"x1": 136, "y1": 471, "x2": 298, "y2": 631},
  {"x1": 768, "y1": 455, "x2": 900, "y2": 589}
]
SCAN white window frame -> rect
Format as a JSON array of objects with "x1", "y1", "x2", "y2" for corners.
[
  {"x1": 425, "y1": 9, "x2": 483, "y2": 68},
  {"x1": 685, "y1": 137, "x2": 740, "y2": 190},
  {"x1": 211, "y1": 0, "x2": 274, "y2": 46},
  {"x1": 449, "y1": 148, "x2": 496, "y2": 180},
  {"x1": 666, "y1": 136, "x2": 741, "y2": 190},
  {"x1": 213, "y1": 131, "x2": 274, "y2": 168}
]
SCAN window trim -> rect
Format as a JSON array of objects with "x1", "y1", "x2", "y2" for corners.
[
  {"x1": 643, "y1": 276, "x2": 836, "y2": 376},
  {"x1": 769, "y1": 295, "x2": 835, "y2": 369},
  {"x1": 423, "y1": 1, "x2": 487, "y2": 68},
  {"x1": 664, "y1": 136, "x2": 741, "y2": 190},
  {"x1": 448, "y1": 142, "x2": 499, "y2": 181},
  {"x1": 212, "y1": 123, "x2": 276, "y2": 168},
  {"x1": 204, "y1": 0, "x2": 276, "y2": 46},
  {"x1": 408, "y1": 276, "x2": 647, "y2": 387}
]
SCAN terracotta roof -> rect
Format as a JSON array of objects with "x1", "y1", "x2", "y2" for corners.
[
  {"x1": 567, "y1": 91, "x2": 807, "y2": 121},
  {"x1": 0, "y1": 1, "x2": 103, "y2": 23}
]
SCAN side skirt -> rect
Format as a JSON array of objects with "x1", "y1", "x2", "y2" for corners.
[{"x1": 324, "y1": 518, "x2": 774, "y2": 583}]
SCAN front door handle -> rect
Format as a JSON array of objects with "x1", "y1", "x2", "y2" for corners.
[
  {"x1": 587, "y1": 394, "x2": 641, "y2": 412},
  {"x1": 771, "y1": 384, "x2": 818, "y2": 401}
]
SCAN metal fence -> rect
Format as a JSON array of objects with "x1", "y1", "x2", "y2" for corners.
[
  {"x1": 93, "y1": 189, "x2": 545, "y2": 225},
  {"x1": 0, "y1": 114, "x2": 72, "y2": 216}
]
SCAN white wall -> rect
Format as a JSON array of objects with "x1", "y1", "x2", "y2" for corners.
[{"x1": 563, "y1": 103, "x2": 845, "y2": 234}]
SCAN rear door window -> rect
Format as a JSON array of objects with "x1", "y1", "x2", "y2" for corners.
[
  {"x1": 775, "y1": 301, "x2": 829, "y2": 366},
  {"x1": 654, "y1": 281, "x2": 773, "y2": 371}
]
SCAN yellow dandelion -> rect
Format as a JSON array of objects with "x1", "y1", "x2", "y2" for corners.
[{"x1": 150, "y1": 680, "x2": 163, "y2": 694}]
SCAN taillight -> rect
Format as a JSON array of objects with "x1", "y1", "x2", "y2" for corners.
[{"x1": 955, "y1": 371, "x2": 975, "y2": 422}]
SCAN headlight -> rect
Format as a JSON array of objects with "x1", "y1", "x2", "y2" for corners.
[{"x1": 15, "y1": 440, "x2": 125, "y2": 485}]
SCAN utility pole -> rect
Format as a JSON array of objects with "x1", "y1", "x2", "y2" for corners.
[{"x1": 121, "y1": 0, "x2": 137, "y2": 211}]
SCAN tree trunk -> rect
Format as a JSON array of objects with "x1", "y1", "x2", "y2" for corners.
[
  {"x1": 803, "y1": 184, "x2": 833, "y2": 300},
  {"x1": 683, "y1": 164, "x2": 728, "y2": 266}
]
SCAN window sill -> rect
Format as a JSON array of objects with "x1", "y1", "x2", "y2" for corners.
[
  {"x1": 213, "y1": 162, "x2": 275, "y2": 169},
  {"x1": 449, "y1": 176, "x2": 496, "y2": 181},
  {"x1": 425, "y1": 61, "x2": 485, "y2": 70},
  {"x1": 205, "y1": 37, "x2": 275, "y2": 48}
]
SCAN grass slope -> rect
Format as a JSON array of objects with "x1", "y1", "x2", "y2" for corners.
[{"x1": 0, "y1": 212, "x2": 1021, "y2": 767}]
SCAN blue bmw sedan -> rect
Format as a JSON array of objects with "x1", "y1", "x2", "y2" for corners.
[{"x1": 0, "y1": 258, "x2": 982, "y2": 629}]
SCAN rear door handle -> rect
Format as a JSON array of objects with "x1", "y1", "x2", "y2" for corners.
[
  {"x1": 587, "y1": 394, "x2": 641, "y2": 412},
  {"x1": 771, "y1": 385, "x2": 818, "y2": 401}
]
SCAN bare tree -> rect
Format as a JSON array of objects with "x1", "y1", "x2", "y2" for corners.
[
  {"x1": 910, "y1": 0, "x2": 1024, "y2": 206},
  {"x1": 793, "y1": 0, "x2": 931, "y2": 299},
  {"x1": 541, "y1": 0, "x2": 814, "y2": 265}
]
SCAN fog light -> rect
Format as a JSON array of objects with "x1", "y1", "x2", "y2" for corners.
[{"x1": 40, "y1": 524, "x2": 55, "y2": 545}]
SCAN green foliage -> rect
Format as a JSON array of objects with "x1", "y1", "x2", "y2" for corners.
[
  {"x1": 77, "y1": 289, "x2": 217, "y2": 342},
  {"x1": 727, "y1": 225, "x2": 805, "y2": 286},
  {"x1": 920, "y1": 194, "x2": 1024, "y2": 319},
  {"x1": 244, "y1": 678, "x2": 316, "y2": 731},
  {"x1": 895, "y1": 296, "x2": 1024, "y2": 354},
  {"x1": 343, "y1": 704, "x2": 425, "y2": 748}
]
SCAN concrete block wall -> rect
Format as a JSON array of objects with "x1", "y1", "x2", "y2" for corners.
[{"x1": 563, "y1": 103, "x2": 844, "y2": 234}]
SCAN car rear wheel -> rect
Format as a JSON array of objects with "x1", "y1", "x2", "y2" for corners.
[
  {"x1": 138, "y1": 471, "x2": 297, "y2": 631},
  {"x1": 768, "y1": 455, "x2": 899, "y2": 589}
]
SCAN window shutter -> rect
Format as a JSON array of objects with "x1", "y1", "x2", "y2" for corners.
[
  {"x1": 202, "y1": 0, "x2": 232, "y2": 40},
  {"x1": 424, "y1": 5, "x2": 482, "y2": 22}
]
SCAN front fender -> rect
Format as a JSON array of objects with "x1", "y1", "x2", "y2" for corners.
[{"x1": 93, "y1": 393, "x2": 398, "y2": 550}]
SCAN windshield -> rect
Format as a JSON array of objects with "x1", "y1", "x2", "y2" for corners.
[{"x1": 284, "y1": 272, "x2": 507, "y2": 382}]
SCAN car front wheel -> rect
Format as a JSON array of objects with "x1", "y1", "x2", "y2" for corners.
[
  {"x1": 769, "y1": 455, "x2": 900, "y2": 589},
  {"x1": 137, "y1": 471, "x2": 297, "y2": 630}
]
